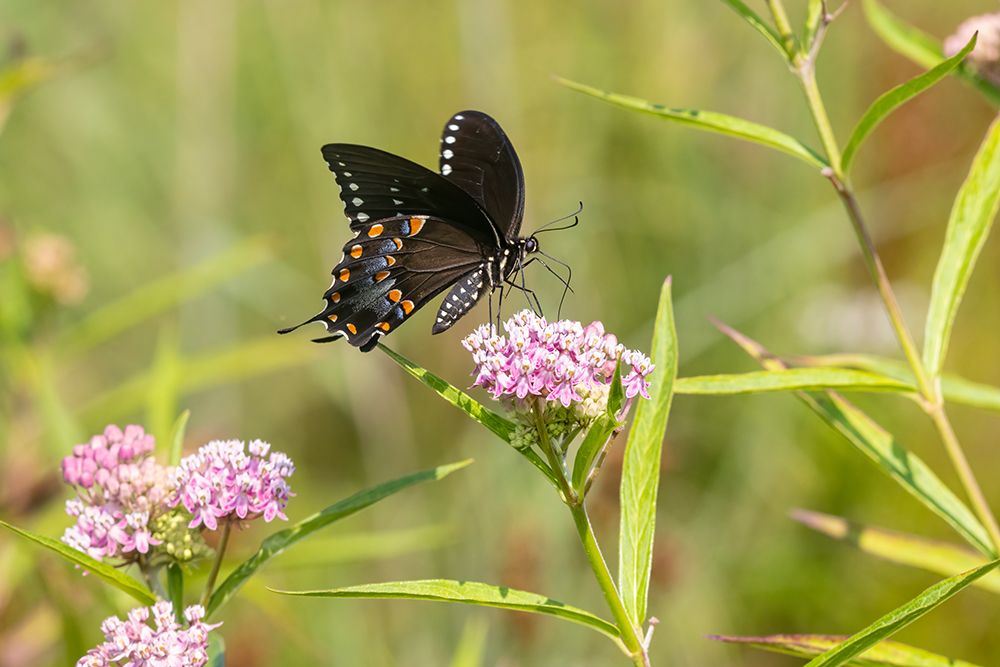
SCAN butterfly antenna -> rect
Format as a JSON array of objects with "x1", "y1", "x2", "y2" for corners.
[{"x1": 532, "y1": 201, "x2": 583, "y2": 235}]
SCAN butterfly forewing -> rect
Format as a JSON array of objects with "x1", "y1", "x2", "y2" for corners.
[{"x1": 438, "y1": 111, "x2": 525, "y2": 239}]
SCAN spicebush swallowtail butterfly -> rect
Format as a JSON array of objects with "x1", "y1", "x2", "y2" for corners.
[{"x1": 280, "y1": 110, "x2": 554, "y2": 352}]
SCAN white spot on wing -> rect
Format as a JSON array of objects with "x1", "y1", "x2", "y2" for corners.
[
  {"x1": 349, "y1": 183, "x2": 359, "y2": 191},
  {"x1": 454, "y1": 114, "x2": 464, "y2": 120},
  {"x1": 357, "y1": 212, "x2": 370, "y2": 222},
  {"x1": 392, "y1": 199, "x2": 403, "y2": 205},
  {"x1": 441, "y1": 164, "x2": 452, "y2": 175},
  {"x1": 443, "y1": 149, "x2": 454, "y2": 159},
  {"x1": 343, "y1": 171, "x2": 352, "y2": 177},
  {"x1": 448, "y1": 124, "x2": 459, "y2": 131},
  {"x1": 390, "y1": 186, "x2": 399, "y2": 193},
  {"x1": 444, "y1": 136, "x2": 456, "y2": 144},
  {"x1": 352, "y1": 197, "x2": 363, "y2": 206}
]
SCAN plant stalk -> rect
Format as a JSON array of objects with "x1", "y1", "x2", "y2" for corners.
[
  {"x1": 200, "y1": 520, "x2": 232, "y2": 607},
  {"x1": 764, "y1": 0, "x2": 798, "y2": 58},
  {"x1": 532, "y1": 400, "x2": 577, "y2": 505}
]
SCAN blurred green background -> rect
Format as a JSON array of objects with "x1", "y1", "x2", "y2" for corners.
[{"x1": 1, "y1": 1, "x2": 999, "y2": 664}]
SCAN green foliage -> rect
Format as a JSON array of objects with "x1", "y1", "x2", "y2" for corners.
[
  {"x1": 167, "y1": 564, "x2": 185, "y2": 622},
  {"x1": 842, "y1": 35, "x2": 976, "y2": 174},
  {"x1": 923, "y1": 114, "x2": 1000, "y2": 381},
  {"x1": 718, "y1": 0, "x2": 788, "y2": 60},
  {"x1": 571, "y1": 362, "x2": 623, "y2": 494},
  {"x1": 713, "y1": 633, "x2": 982, "y2": 666},
  {"x1": 207, "y1": 635, "x2": 225, "y2": 667},
  {"x1": 450, "y1": 618, "x2": 488, "y2": 667},
  {"x1": 168, "y1": 409, "x2": 191, "y2": 467},
  {"x1": 793, "y1": 510, "x2": 1000, "y2": 595},
  {"x1": 208, "y1": 459, "x2": 471, "y2": 616},
  {"x1": 673, "y1": 368, "x2": 912, "y2": 395},
  {"x1": 802, "y1": 560, "x2": 1000, "y2": 667},
  {"x1": 618, "y1": 278, "x2": 677, "y2": 627},
  {"x1": 0, "y1": 518, "x2": 156, "y2": 605},
  {"x1": 273, "y1": 579, "x2": 622, "y2": 643},
  {"x1": 556, "y1": 77, "x2": 828, "y2": 169}
]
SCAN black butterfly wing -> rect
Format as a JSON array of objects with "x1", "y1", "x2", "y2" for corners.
[
  {"x1": 322, "y1": 144, "x2": 499, "y2": 245},
  {"x1": 284, "y1": 215, "x2": 486, "y2": 351},
  {"x1": 438, "y1": 111, "x2": 525, "y2": 239}
]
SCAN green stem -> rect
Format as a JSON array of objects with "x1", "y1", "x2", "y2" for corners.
[
  {"x1": 532, "y1": 399, "x2": 577, "y2": 505},
  {"x1": 140, "y1": 558, "x2": 167, "y2": 599},
  {"x1": 799, "y1": 69, "x2": 842, "y2": 175},
  {"x1": 201, "y1": 520, "x2": 232, "y2": 608},
  {"x1": 764, "y1": 0, "x2": 798, "y2": 58},
  {"x1": 569, "y1": 503, "x2": 649, "y2": 666}
]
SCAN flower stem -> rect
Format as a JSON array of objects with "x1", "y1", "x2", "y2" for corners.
[
  {"x1": 200, "y1": 520, "x2": 232, "y2": 608},
  {"x1": 792, "y1": 35, "x2": 1000, "y2": 554},
  {"x1": 569, "y1": 503, "x2": 649, "y2": 666},
  {"x1": 532, "y1": 399, "x2": 577, "y2": 505},
  {"x1": 764, "y1": 0, "x2": 798, "y2": 58}
]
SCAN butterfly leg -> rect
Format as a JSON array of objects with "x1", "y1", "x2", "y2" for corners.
[{"x1": 503, "y1": 277, "x2": 543, "y2": 317}]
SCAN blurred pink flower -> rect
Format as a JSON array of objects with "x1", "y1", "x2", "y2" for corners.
[
  {"x1": 61, "y1": 425, "x2": 173, "y2": 562},
  {"x1": 945, "y1": 12, "x2": 1000, "y2": 86},
  {"x1": 76, "y1": 601, "x2": 220, "y2": 667},
  {"x1": 171, "y1": 439, "x2": 294, "y2": 530}
]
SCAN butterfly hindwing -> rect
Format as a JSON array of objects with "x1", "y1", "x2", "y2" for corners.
[{"x1": 438, "y1": 111, "x2": 525, "y2": 238}]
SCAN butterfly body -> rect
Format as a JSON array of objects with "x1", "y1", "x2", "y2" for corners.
[{"x1": 281, "y1": 111, "x2": 536, "y2": 352}]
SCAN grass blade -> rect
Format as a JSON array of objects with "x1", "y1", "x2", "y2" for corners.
[
  {"x1": 863, "y1": 0, "x2": 1000, "y2": 106},
  {"x1": 923, "y1": 114, "x2": 1000, "y2": 380},
  {"x1": 619, "y1": 278, "x2": 678, "y2": 626},
  {"x1": 556, "y1": 78, "x2": 828, "y2": 170},
  {"x1": 718, "y1": 0, "x2": 788, "y2": 60},
  {"x1": 713, "y1": 633, "x2": 982, "y2": 666},
  {"x1": 802, "y1": 560, "x2": 1000, "y2": 666},
  {"x1": 0, "y1": 518, "x2": 155, "y2": 605},
  {"x1": 205, "y1": 459, "x2": 472, "y2": 617},
  {"x1": 716, "y1": 323, "x2": 996, "y2": 557},
  {"x1": 673, "y1": 368, "x2": 913, "y2": 395},
  {"x1": 167, "y1": 563, "x2": 185, "y2": 622},
  {"x1": 842, "y1": 35, "x2": 976, "y2": 174},
  {"x1": 792, "y1": 509, "x2": 1000, "y2": 595},
  {"x1": 450, "y1": 618, "x2": 488, "y2": 667},
  {"x1": 168, "y1": 409, "x2": 191, "y2": 467},
  {"x1": 272, "y1": 579, "x2": 621, "y2": 642}
]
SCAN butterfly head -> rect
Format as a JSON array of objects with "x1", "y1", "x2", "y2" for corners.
[{"x1": 523, "y1": 236, "x2": 540, "y2": 255}]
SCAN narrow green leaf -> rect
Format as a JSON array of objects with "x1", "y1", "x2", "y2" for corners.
[
  {"x1": 718, "y1": 0, "x2": 789, "y2": 60},
  {"x1": 167, "y1": 564, "x2": 185, "y2": 622},
  {"x1": 147, "y1": 326, "x2": 182, "y2": 449},
  {"x1": 556, "y1": 77, "x2": 828, "y2": 170},
  {"x1": 795, "y1": 353, "x2": 1000, "y2": 413},
  {"x1": 842, "y1": 35, "x2": 976, "y2": 174},
  {"x1": 571, "y1": 414, "x2": 619, "y2": 494},
  {"x1": 379, "y1": 344, "x2": 516, "y2": 443},
  {"x1": 673, "y1": 368, "x2": 913, "y2": 395},
  {"x1": 716, "y1": 322, "x2": 996, "y2": 557},
  {"x1": 450, "y1": 618, "x2": 488, "y2": 667},
  {"x1": 923, "y1": 114, "x2": 1000, "y2": 380},
  {"x1": 0, "y1": 518, "x2": 156, "y2": 605},
  {"x1": 619, "y1": 277, "x2": 678, "y2": 626},
  {"x1": 863, "y1": 0, "x2": 1000, "y2": 106},
  {"x1": 803, "y1": 0, "x2": 824, "y2": 53},
  {"x1": 272, "y1": 579, "x2": 621, "y2": 642},
  {"x1": 168, "y1": 410, "x2": 191, "y2": 467},
  {"x1": 206, "y1": 459, "x2": 472, "y2": 617},
  {"x1": 56, "y1": 237, "x2": 272, "y2": 356},
  {"x1": 792, "y1": 509, "x2": 1000, "y2": 595},
  {"x1": 608, "y1": 360, "x2": 625, "y2": 416},
  {"x1": 713, "y1": 633, "x2": 982, "y2": 666},
  {"x1": 207, "y1": 635, "x2": 225, "y2": 667},
  {"x1": 803, "y1": 560, "x2": 1000, "y2": 667}
]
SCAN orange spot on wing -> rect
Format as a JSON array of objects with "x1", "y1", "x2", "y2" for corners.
[
  {"x1": 367, "y1": 223, "x2": 384, "y2": 238},
  {"x1": 339, "y1": 268, "x2": 350, "y2": 282},
  {"x1": 385, "y1": 255, "x2": 396, "y2": 266},
  {"x1": 350, "y1": 244, "x2": 363, "y2": 258},
  {"x1": 346, "y1": 323, "x2": 357, "y2": 335},
  {"x1": 374, "y1": 271, "x2": 390, "y2": 282},
  {"x1": 377, "y1": 322, "x2": 391, "y2": 332},
  {"x1": 392, "y1": 238, "x2": 403, "y2": 250},
  {"x1": 401, "y1": 300, "x2": 414, "y2": 315},
  {"x1": 328, "y1": 314, "x2": 338, "y2": 322},
  {"x1": 330, "y1": 292, "x2": 341, "y2": 303},
  {"x1": 388, "y1": 289, "x2": 402, "y2": 302},
  {"x1": 408, "y1": 217, "x2": 425, "y2": 236}
]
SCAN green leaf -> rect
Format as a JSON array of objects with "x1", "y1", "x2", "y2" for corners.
[
  {"x1": 794, "y1": 353, "x2": 1000, "y2": 413},
  {"x1": 168, "y1": 409, "x2": 191, "y2": 467},
  {"x1": 205, "y1": 459, "x2": 472, "y2": 617},
  {"x1": 863, "y1": 0, "x2": 1000, "y2": 106},
  {"x1": 608, "y1": 360, "x2": 625, "y2": 416},
  {"x1": 556, "y1": 77, "x2": 828, "y2": 170},
  {"x1": 0, "y1": 518, "x2": 156, "y2": 605},
  {"x1": 802, "y1": 560, "x2": 1000, "y2": 667},
  {"x1": 167, "y1": 564, "x2": 185, "y2": 622},
  {"x1": 379, "y1": 344, "x2": 516, "y2": 443},
  {"x1": 716, "y1": 322, "x2": 996, "y2": 557},
  {"x1": 571, "y1": 413, "x2": 619, "y2": 494},
  {"x1": 792, "y1": 509, "x2": 1000, "y2": 595},
  {"x1": 147, "y1": 326, "x2": 182, "y2": 449},
  {"x1": 56, "y1": 237, "x2": 271, "y2": 357},
  {"x1": 207, "y1": 634, "x2": 225, "y2": 667},
  {"x1": 619, "y1": 277, "x2": 678, "y2": 626},
  {"x1": 923, "y1": 114, "x2": 1000, "y2": 380},
  {"x1": 842, "y1": 35, "x2": 976, "y2": 174},
  {"x1": 712, "y1": 633, "x2": 982, "y2": 666},
  {"x1": 272, "y1": 579, "x2": 621, "y2": 643},
  {"x1": 673, "y1": 368, "x2": 913, "y2": 395},
  {"x1": 718, "y1": 0, "x2": 789, "y2": 60},
  {"x1": 450, "y1": 618, "x2": 489, "y2": 667}
]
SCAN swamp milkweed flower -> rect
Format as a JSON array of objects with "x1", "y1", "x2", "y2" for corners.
[
  {"x1": 945, "y1": 12, "x2": 1000, "y2": 86},
  {"x1": 61, "y1": 425, "x2": 173, "y2": 562},
  {"x1": 171, "y1": 439, "x2": 295, "y2": 530},
  {"x1": 76, "y1": 601, "x2": 220, "y2": 667},
  {"x1": 463, "y1": 310, "x2": 653, "y2": 447}
]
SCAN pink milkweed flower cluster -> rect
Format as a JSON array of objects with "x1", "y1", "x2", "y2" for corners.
[
  {"x1": 463, "y1": 310, "x2": 654, "y2": 420},
  {"x1": 171, "y1": 439, "x2": 295, "y2": 530},
  {"x1": 76, "y1": 601, "x2": 220, "y2": 667},
  {"x1": 61, "y1": 425, "x2": 173, "y2": 561}
]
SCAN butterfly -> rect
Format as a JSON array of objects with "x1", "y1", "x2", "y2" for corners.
[{"x1": 279, "y1": 110, "x2": 544, "y2": 352}]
